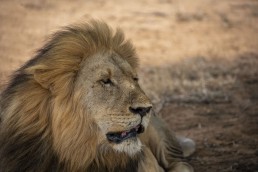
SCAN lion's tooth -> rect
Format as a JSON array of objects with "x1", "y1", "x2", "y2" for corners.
[{"x1": 121, "y1": 132, "x2": 127, "y2": 137}]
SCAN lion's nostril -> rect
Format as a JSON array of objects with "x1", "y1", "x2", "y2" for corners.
[{"x1": 129, "y1": 106, "x2": 152, "y2": 117}]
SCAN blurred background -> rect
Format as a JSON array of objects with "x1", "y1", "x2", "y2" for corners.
[{"x1": 0, "y1": 0, "x2": 258, "y2": 171}]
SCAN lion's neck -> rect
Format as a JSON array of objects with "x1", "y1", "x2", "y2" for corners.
[{"x1": 86, "y1": 148, "x2": 144, "y2": 172}]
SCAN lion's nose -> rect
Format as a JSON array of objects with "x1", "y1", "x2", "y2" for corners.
[{"x1": 129, "y1": 106, "x2": 152, "y2": 117}]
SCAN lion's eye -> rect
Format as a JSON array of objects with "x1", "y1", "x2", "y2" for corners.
[
  {"x1": 133, "y1": 77, "x2": 139, "y2": 82},
  {"x1": 100, "y1": 78, "x2": 113, "y2": 86}
]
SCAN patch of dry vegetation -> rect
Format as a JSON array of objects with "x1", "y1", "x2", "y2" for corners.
[{"x1": 140, "y1": 56, "x2": 236, "y2": 113}]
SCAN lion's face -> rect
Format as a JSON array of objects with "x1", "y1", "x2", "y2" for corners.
[{"x1": 76, "y1": 51, "x2": 152, "y2": 156}]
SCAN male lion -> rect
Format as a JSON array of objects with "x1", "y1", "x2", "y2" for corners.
[{"x1": 0, "y1": 20, "x2": 195, "y2": 172}]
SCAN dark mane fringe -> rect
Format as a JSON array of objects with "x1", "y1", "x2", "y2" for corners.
[{"x1": 0, "y1": 20, "x2": 140, "y2": 171}]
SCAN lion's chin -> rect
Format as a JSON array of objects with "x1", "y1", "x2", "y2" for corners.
[{"x1": 112, "y1": 137, "x2": 142, "y2": 157}]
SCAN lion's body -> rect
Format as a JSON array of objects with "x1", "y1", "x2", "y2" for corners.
[{"x1": 0, "y1": 21, "x2": 194, "y2": 172}]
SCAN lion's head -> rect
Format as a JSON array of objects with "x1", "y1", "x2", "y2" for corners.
[
  {"x1": 78, "y1": 50, "x2": 152, "y2": 153},
  {"x1": 0, "y1": 20, "x2": 152, "y2": 170}
]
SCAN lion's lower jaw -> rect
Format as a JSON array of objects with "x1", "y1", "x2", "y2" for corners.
[{"x1": 112, "y1": 137, "x2": 142, "y2": 157}]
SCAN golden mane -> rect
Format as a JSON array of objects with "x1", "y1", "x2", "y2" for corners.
[{"x1": 0, "y1": 20, "x2": 140, "y2": 171}]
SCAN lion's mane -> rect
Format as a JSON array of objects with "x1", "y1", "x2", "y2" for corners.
[{"x1": 0, "y1": 20, "x2": 141, "y2": 171}]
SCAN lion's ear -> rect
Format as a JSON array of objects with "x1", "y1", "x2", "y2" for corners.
[{"x1": 25, "y1": 65, "x2": 53, "y2": 90}]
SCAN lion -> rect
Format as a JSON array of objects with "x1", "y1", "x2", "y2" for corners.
[{"x1": 0, "y1": 20, "x2": 195, "y2": 172}]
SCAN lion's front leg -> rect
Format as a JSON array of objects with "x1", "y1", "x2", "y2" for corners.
[
  {"x1": 138, "y1": 147, "x2": 164, "y2": 172},
  {"x1": 168, "y1": 162, "x2": 194, "y2": 172},
  {"x1": 141, "y1": 115, "x2": 194, "y2": 172}
]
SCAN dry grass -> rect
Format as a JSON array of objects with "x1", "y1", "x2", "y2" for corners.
[{"x1": 140, "y1": 56, "x2": 236, "y2": 113}]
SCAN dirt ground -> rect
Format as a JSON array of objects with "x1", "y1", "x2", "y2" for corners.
[{"x1": 0, "y1": 0, "x2": 258, "y2": 171}]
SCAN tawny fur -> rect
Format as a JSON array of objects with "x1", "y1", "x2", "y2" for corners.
[{"x1": 0, "y1": 20, "x2": 194, "y2": 172}]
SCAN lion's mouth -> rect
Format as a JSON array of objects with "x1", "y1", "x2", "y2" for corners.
[{"x1": 106, "y1": 124, "x2": 145, "y2": 144}]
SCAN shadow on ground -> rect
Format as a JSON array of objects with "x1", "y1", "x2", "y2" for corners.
[{"x1": 139, "y1": 53, "x2": 258, "y2": 172}]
